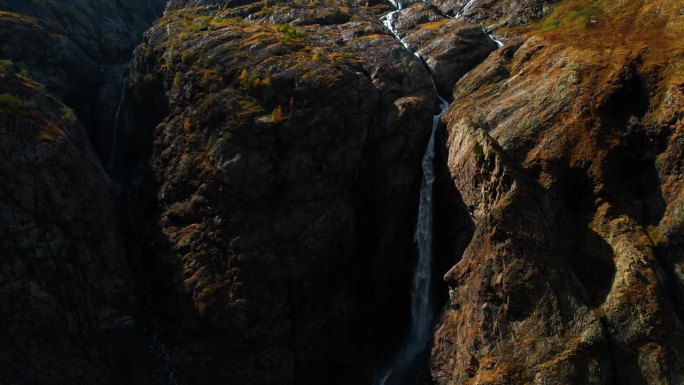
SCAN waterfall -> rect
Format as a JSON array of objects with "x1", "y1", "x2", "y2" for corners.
[
  {"x1": 376, "y1": 0, "x2": 502, "y2": 382},
  {"x1": 377, "y1": 96, "x2": 447, "y2": 385},
  {"x1": 108, "y1": 75, "x2": 128, "y2": 172},
  {"x1": 381, "y1": 11, "x2": 415, "y2": 53},
  {"x1": 487, "y1": 32, "x2": 504, "y2": 48},
  {"x1": 377, "y1": 5, "x2": 450, "y2": 381},
  {"x1": 411, "y1": 94, "x2": 448, "y2": 348}
]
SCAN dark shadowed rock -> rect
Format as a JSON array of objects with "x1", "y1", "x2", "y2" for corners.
[
  {"x1": 0, "y1": 59, "x2": 148, "y2": 385},
  {"x1": 0, "y1": 0, "x2": 166, "y2": 169}
]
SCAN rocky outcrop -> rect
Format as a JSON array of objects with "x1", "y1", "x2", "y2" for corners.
[
  {"x1": 126, "y1": 3, "x2": 443, "y2": 383},
  {"x1": 0, "y1": 1, "x2": 166, "y2": 383},
  {"x1": 430, "y1": 0, "x2": 552, "y2": 27},
  {"x1": 0, "y1": 0, "x2": 165, "y2": 170},
  {"x1": 431, "y1": 0, "x2": 684, "y2": 382},
  {"x1": 0, "y1": 60, "x2": 147, "y2": 384}
]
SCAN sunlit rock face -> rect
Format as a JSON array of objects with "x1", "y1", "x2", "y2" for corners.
[{"x1": 432, "y1": 1, "x2": 684, "y2": 382}]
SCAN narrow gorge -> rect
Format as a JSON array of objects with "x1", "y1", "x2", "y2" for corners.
[
  {"x1": 376, "y1": 3, "x2": 484, "y2": 383},
  {"x1": 1, "y1": 0, "x2": 683, "y2": 384}
]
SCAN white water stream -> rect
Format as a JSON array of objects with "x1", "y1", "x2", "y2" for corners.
[
  {"x1": 377, "y1": 91, "x2": 447, "y2": 385},
  {"x1": 376, "y1": 1, "x2": 502, "y2": 384},
  {"x1": 376, "y1": 4, "x2": 451, "y2": 385}
]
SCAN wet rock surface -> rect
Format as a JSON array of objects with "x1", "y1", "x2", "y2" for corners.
[{"x1": 383, "y1": 2, "x2": 497, "y2": 96}]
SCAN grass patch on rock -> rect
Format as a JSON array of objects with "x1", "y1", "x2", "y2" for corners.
[{"x1": 0, "y1": 93, "x2": 35, "y2": 117}]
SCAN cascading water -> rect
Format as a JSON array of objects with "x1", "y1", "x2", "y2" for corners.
[
  {"x1": 411, "y1": 93, "x2": 448, "y2": 349},
  {"x1": 377, "y1": 2, "x2": 502, "y2": 384},
  {"x1": 377, "y1": 94, "x2": 448, "y2": 385},
  {"x1": 376, "y1": 6, "x2": 450, "y2": 385}
]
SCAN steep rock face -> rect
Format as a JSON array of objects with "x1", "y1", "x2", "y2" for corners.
[
  {"x1": 0, "y1": 0, "x2": 162, "y2": 63},
  {"x1": 432, "y1": 0, "x2": 684, "y2": 382},
  {"x1": 127, "y1": 2, "x2": 443, "y2": 383},
  {"x1": 0, "y1": 62, "x2": 146, "y2": 384},
  {"x1": 0, "y1": 0, "x2": 165, "y2": 169},
  {"x1": 0, "y1": 1, "x2": 168, "y2": 383}
]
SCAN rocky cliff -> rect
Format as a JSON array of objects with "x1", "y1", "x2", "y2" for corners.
[
  {"x1": 128, "y1": 3, "x2": 438, "y2": 383},
  {"x1": 0, "y1": 0, "x2": 165, "y2": 173},
  {"x1": 431, "y1": 0, "x2": 684, "y2": 383},
  {"x1": 0, "y1": 1, "x2": 165, "y2": 383},
  {"x1": 0, "y1": 55, "x2": 146, "y2": 384},
  {"x1": 0, "y1": 0, "x2": 683, "y2": 384}
]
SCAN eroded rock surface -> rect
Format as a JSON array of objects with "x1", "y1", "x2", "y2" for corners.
[
  {"x1": 430, "y1": 0, "x2": 552, "y2": 27},
  {"x1": 383, "y1": 2, "x2": 497, "y2": 95},
  {"x1": 432, "y1": 0, "x2": 684, "y2": 382}
]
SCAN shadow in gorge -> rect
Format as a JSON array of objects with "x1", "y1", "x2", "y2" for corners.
[
  {"x1": 603, "y1": 129, "x2": 665, "y2": 227},
  {"x1": 555, "y1": 167, "x2": 617, "y2": 307},
  {"x1": 108, "y1": 73, "x2": 185, "y2": 384},
  {"x1": 356, "y1": 141, "x2": 422, "y2": 382}
]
